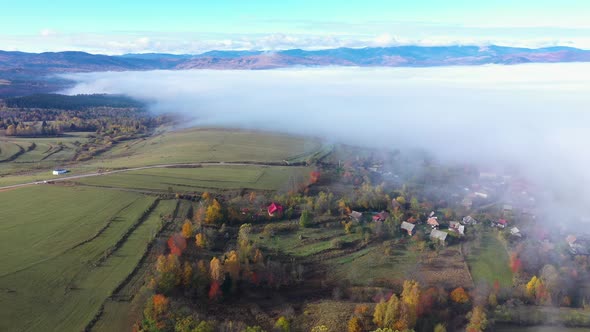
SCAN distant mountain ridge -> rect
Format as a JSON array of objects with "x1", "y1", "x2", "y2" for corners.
[
  {"x1": 1, "y1": 45, "x2": 590, "y2": 73},
  {"x1": 1, "y1": 45, "x2": 589, "y2": 97}
]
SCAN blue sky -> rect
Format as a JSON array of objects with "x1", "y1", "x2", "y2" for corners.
[{"x1": 2, "y1": 0, "x2": 589, "y2": 53}]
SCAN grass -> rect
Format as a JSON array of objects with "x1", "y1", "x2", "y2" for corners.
[
  {"x1": 466, "y1": 231, "x2": 513, "y2": 288},
  {"x1": 0, "y1": 185, "x2": 177, "y2": 332},
  {"x1": 327, "y1": 244, "x2": 419, "y2": 286},
  {"x1": 0, "y1": 133, "x2": 90, "y2": 176},
  {"x1": 0, "y1": 141, "x2": 23, "y2": 161},
  {"x1": 88, "y1": 128, "x2": 323, "y2": 168},
  {"x1": 75, "y1": 165, "x2": 311, "y2": 192}
]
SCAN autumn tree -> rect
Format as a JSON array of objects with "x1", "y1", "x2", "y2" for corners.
[
  {"x1": 310, "y1": 170, "x2": 320, "y2": 184},
  {"x1": 224, "y1": 250, "x2": 240, "y2": 290},
  {"x1": 400, "y1": 280, "x2": 420, "y2": 329},
  {"x1": 434, "y1": 323, "x2": 447, "y2": 332},
  {"x1": 274, "y1": 316, "x2": 291, "y2": 332},
  {"x1": 181, "y1": 220, "x2": 193, "y2": 238},
  {"x1": 205, "y1": 199, "x2": 223, "y2": 224},
  {"x1": 347, "y1": 316, "x2": 363, "y2": 332},
  {"x1": 143, "y1": 294, "x2": 169, "y2": 330},
  {"x1": 168, "y1": 233, "x2": 187, "y2": 256},
  {"x1": 466, "y1": 306, "x2": 488, "y2": 332},
  {"x1": 182, "y1": 262, "x2": 193, "y2": 287},
  {"x1": 194, "y1": 205, "x2": 206, "y2": 223},
  {"x1": 209, "y1": 257, "x2": 223, "y2": 282},
  {"x1": 156, "y1": 254, "x2": 182, "y2": 293},
  {"x1": 195, "y1": 233, "x2": 208, "y2": 249},
  {"x1": 238, "y1": 223, "x2": 253, "y2": 259},
  {"x1": 373, "y1": 294, "x2": 400, "y2": 329},
  {"x1": 526, "y1": 275, "x2": 550, "y2": 305},
  {"x1": 450, "y1": 287, "x2": 470, "y2": 304}
]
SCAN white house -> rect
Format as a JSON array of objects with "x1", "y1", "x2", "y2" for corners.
[{"x1": 52, "y1": 169, "x2": 68, "y2": 175}]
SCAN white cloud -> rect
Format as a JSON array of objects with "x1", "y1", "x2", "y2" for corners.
[
  {"x1": 39, "y1": 29, "x2": 57, "y2": 37},
  {"x1": 2, "y1": 27, "x2": 590, "y2": 54},
  {"x1": 60, "y1": 64, "x2": 590, "y2": 222}
]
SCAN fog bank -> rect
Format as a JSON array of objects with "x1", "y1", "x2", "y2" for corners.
[{"x1": 61, "y1": 64, "x2": 590, "y2": 215}]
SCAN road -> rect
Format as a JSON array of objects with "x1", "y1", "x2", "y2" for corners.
[{"x1": 0, "y1": 161, "x2": 292, "y2": 191}]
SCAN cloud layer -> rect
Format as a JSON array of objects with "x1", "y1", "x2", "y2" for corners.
[{"x1": 62, "y1": 64, "x2": 590, "y2": 218}]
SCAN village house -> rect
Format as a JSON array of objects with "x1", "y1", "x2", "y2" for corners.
[
  {"x1": 567, "y1": 235, "x2": 590, "y2": 256},
  {"x1": 401, "y1": 221, "x2": 415, "y2": 236},
  {"x1": 510, "y1": 227, "x2": 522, "y2": 237},
  {"x1": 462, "y1": 215, "x2": 478, "y2": 225},
  {"x1": 427, "y1": 217, "x2": 439, "y2": 229},
  {"x1": 493, "y1": 219, "x2": 508, "y2": 229},
  {"x1": 267, "y1": 202, "x2": 283, "y2": 217},
  {"x1": 449, "y1": 221, "x2": 465, "y2": 236},
  {"x1": 430, "y1": 229, "x2": 448, "y2": 244},
  {"x1": 349, "y1": 211, "x2": 363, "y2": 222},
  {"x1": 372, "y1": 211, "x2": 390, "y2": 222}
]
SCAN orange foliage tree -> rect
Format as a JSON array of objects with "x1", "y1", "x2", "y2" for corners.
[
  {"x1": 168, "y1": 233, "x2": 187, "y2": 256},
  {"x1": 152, "y1": 294, "x2": 169, "y2": 316},
  {"x1": 310, "y1": 170, "x2": 320, "y2": 184},
  {"x1": 450, "y1": 287, "x2": 470, "y2": 304}
]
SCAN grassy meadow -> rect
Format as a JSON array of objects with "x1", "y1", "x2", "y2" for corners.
[
  {"x1": 466, "y1": 232, "x2": 513, "y2": 287},
  {"x1": 0, "y1": 185, "x2": 177, "y2": 332},
  {"x1": 75, "y1": 165, "x2": 311, "y2": 192},
  {"x1": 89, "y1": 128, "x2": 323, "y2": 168}
]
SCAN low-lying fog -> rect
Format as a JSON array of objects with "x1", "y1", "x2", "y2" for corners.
[{"x1": 61, "y1": 63, "x2": 590, "y2": 221}]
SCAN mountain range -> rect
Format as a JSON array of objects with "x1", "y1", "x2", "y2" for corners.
[{"x1": 1, "y1": 45, "x2": 589, "y2": 97}]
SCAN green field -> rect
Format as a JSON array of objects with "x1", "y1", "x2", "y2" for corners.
[
  {"x1": 76, "y1": 165, "x2": 311, "y2": 192},
  {"x1": 0, "y1": 128, "x2": 328, "y2": 331},
  {"x1": 0, "y1": 141, "x2": 24, "y2": 162},
  {"x1": 466, "y1": 232, "x2": 513, "y2": 287},
  {"x1": 327, "y1": 244, "x2": 419, "y2": 285},
  {"x1": 0, "y1": 133, "x2": 90, "y2": 177},
  {"x1": 0, "y1": 185, "x2": 177, "y2": 332},
  {"x1": 90, "y1": 128, "x2": 323, "y2": 168}
]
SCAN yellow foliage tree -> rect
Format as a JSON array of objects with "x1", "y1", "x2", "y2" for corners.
[
  {"x1": 347, "y1": 316, "x2": 363, "y2": 332},
  {"x1": 181, "y1": 220, "x2": 193, "y2": 239},
  {"x1": 195, "y1": 233, "x2": 207, "y2": 249},
  {"x1": 205, "y1": 199, "x2": 223, "y2": 224},
  {"x1": 526, "y1": 275, "x2": 539, "y2": 298},
  {"x1": 466, "y1": 306, "x2": 488, "y2": 332},
  {"x1": 209, "y1": 257, "x2": 223, "y2": 282},
  {"x1": 373, "y1": 294, "x2": 401, "y2": 329},
  {"x1": 400, "y1": 280, "x2": 420, "y2": 329},
  {"x1": 182, "y1": 262, "x2": 193, "y2": 287},
  {"x1": 224, "y1": 250, "x2": 240, "y2": 286}
]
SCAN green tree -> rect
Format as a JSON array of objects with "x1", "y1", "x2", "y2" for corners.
[
  {"x1": 433, "y1": 323, "x2": 447, "y2": 332},
  {"x1": 274, "y1": 316, "x2": 290, "y2": 332},
  {"x1": 299, "y1": 210, "x2": 312, "y2": 228}
]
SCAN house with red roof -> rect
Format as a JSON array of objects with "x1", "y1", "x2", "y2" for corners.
[{"x1": 267, "y1": 202, "x2": 283, "y2": 217}]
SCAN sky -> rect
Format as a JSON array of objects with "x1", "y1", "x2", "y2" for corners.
[{"x1": 2, "y1": 0, "x2": 590, "y2": 54}]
